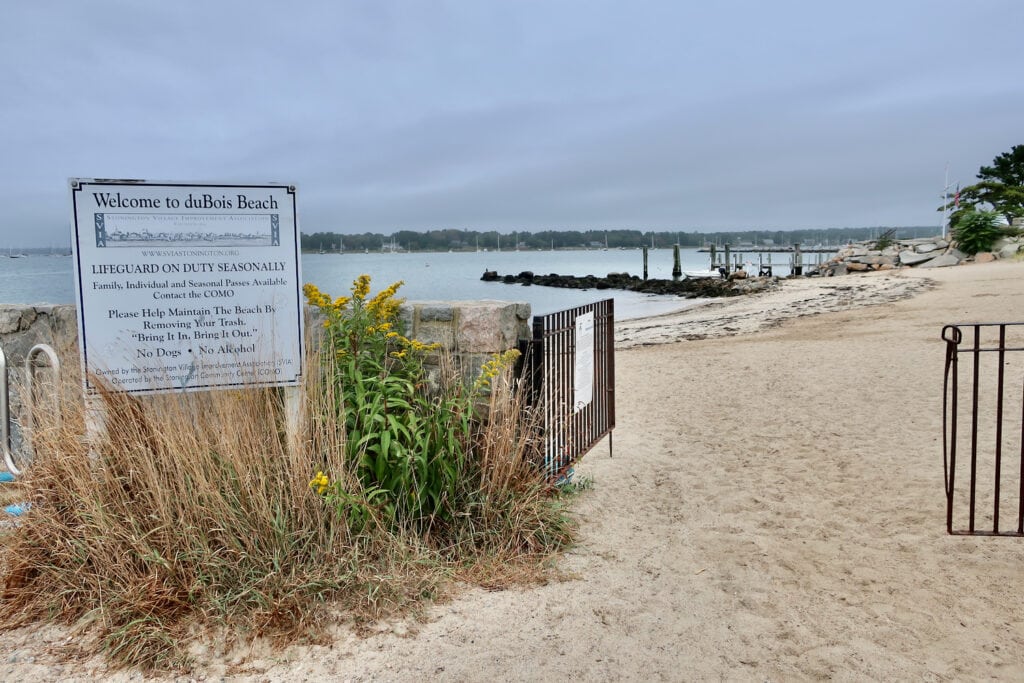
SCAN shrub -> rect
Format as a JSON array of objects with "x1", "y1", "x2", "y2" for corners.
[{"x1": 951, "y1": 209, "x2": 1005, "y2": 254}]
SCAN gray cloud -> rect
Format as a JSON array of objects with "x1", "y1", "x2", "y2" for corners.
[{"x1": 2, "y1": 0, "x2": 1021, "y2": 245}]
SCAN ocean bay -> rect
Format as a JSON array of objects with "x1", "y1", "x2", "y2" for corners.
[{"x1": 0, "y1": 247, "x2": 728, "y2": 320}]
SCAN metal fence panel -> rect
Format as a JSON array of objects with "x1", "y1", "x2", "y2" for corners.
[
  {"x1": 526, "y1": 299, "x2": 615, "y2": 480},
  {"x1": 942, "y1": 322, "x2": 1024, "y2": 536}
]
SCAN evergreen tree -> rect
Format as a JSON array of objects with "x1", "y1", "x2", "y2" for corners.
[{"x1": 943, "y1": 144, "x2": 1024, "y2": 227}]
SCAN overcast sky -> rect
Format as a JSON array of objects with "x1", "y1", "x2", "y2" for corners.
[{"x1": 1, "y1": 1, "x2": 1021, "y2": 246}]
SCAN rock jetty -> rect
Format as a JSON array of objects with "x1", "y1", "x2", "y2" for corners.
[
  {"x1": 480, "y1": 270, "x2": 775, "y2": 298},
  {"x1": 819, "y1": 235, "x2": 1022, "y2": 276}
]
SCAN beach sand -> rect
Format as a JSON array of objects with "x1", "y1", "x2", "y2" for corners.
[{"x1": 3, "y1": 261, "x2": 1024, "y2": 680}]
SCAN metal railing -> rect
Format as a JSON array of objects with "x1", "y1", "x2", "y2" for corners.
[
  {"x1": 1, "y1": 346, "x2": 9, "y2": 474},
  {"x1": 523, "y1": 299, "x2": 615, "y2": 481},
  {"x1": 1, "y1": 343, "x2": 61, "y2": 477},
  {"x1": 942, "y1": 322, "x2": 1024, "y2": 536}
]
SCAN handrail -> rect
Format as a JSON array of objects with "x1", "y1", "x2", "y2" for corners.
[
  {"x1": 26, "y1": 344, "x2": 62, "y2": 441},
  {"x1": 1, "y1": 346, "x2": 10, "y2": 472},
  {"x1": 2, "y1": 343, "x2": 61, "y2": 477}
]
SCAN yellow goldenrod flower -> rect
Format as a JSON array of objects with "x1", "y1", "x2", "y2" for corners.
[
  {"x1": 309, "y1": 471, "x2": 330, "y2": 495},
  {"x1": 474, "y1": 349, "x2": 522, "y2": 390},
  {"x1": 353, "y1": 274, "x2": 372, "y2": 300},
  {"x1": 366, "y1": 281, "x2": 405, "y2": 313}
]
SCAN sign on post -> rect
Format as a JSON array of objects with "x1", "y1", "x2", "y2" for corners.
[
  {"x1": 69, "y1": 179, "x2": 304, "y2": 395},
  {"x1": 573, "y1": 311, "x2": 594, "y2": 412}
]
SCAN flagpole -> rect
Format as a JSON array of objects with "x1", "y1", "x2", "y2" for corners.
[{"x1": 941, "y1": 164, "x2": 951, "y2": 241}]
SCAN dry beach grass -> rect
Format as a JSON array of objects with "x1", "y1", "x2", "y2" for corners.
[{"x1": 3, "y1": 260, "x2": 1024, "y2": 680}]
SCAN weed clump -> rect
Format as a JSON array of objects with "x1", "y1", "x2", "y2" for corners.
[{"x1": 0, "y1": 275, "x2": 575, "y2": 672}]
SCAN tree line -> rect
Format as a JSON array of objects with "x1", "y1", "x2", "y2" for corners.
[{"x1": 301, "y1": 226, "x2": 939, "y2": 253}]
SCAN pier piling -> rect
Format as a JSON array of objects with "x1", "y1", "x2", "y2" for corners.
[{"x1": 672, "y1": 244, "x2": 681, "y2": 279}]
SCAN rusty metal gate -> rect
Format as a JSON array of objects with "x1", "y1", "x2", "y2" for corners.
[
  {"x1": 942, "y1": 322, "x2": 1024, "y2": 536},
  {"x1": 522, "y1": 299, "x2": 615, "y2": 481}
]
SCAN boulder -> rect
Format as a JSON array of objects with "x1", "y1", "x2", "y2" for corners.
[
  {"x1": 974, "y1": 252, "x2": 996, "y2": 264},
  {"x1": 851, "y1": 254, "x2": 895, "y2": 266},
  {"x1": 915, "y1": 242, "x2": 941, "y2": 254},
  {"x1": 898, "y1": 250, "x2": 934, "y2": 266},
  {"x1": 846, "y1": 262, "x2": 870, "y2": 272},
  {"x1": 918, "y1": 254, "x2": 961, "y2": 268},
  {"x1": 0, "y1": 305, "x2": 38, "y2": 335},
  {"x1": 998, "y1": 243, "x2": 1021, "y2": 259}
]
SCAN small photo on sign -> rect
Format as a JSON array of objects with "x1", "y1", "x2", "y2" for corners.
[{"x1": 94, "y1": 213, "x2": 279, "y2": 248}]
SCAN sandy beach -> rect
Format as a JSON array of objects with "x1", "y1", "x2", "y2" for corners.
[{"x1": 4, "y1": 261, "x2": 1024, "y2": 681}]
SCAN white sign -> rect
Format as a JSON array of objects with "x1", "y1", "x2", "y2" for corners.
[
  {"x1": 573, "y1": 311, "x2": 595, "y2": 412},
  {"x1": 70, "y1": 180, "x2": 304, "y2": 394}
]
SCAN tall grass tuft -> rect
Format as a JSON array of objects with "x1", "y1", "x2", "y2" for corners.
[{"x1": 0, "y1": 277, "x2": 576, "y2": 671}]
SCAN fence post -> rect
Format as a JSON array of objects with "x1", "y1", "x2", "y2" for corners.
[{"x1": 283, "y1": 385, "x2": 303, "y2": 459}]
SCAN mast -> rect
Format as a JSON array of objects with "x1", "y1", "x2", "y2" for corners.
[{"x1": 942, "y1": 164, "x2": 952, "y2": 241}]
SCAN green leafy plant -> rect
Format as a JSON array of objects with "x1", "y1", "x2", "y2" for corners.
[
  {"x1": 951, "y1": 209, "x2": 1005, "y2": 254},
  {"x1": 304, "y1": 276, "x2": 466, "y2": 531}
]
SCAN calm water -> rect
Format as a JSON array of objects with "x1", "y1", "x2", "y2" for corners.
[{"x1": 0, "y1": 248, "x2": 730, "y2": 320}]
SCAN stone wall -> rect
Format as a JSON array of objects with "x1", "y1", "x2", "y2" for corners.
[
  {"x1": 0, "y1": 301, "x2": 530, "y2": 443},
  {"x1": 0, "y1": 305, "x2": 78, "y2": 368},
  {"x1": 398, "y1": 300, "x2": 531, "y2": 385}
]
